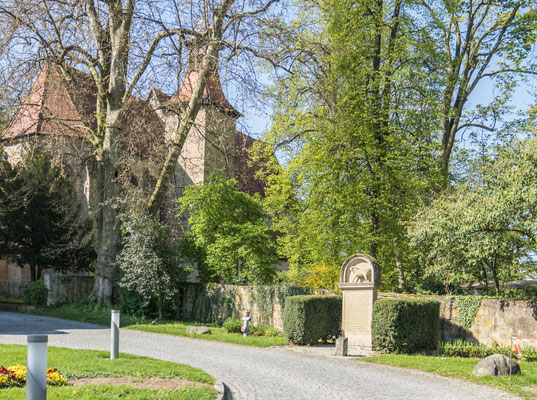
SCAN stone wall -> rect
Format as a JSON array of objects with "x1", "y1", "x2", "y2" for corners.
[
  {"x1": 181, "y1": 283, "x2": 311, "y2": 330},
  {"x1": 379, "y1": 293, "x2": 537, "y2": 346},
  {"x1": 43, "y1": 273, "x2": 94, "y2": 305},
  {"x1": 0, "y1": 259, "x2": 33, "y2": 297}
]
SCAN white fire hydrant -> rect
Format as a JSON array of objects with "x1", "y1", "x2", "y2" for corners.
[{"x1": 241, "y1": 310, "x2": 252, "y2": 337}]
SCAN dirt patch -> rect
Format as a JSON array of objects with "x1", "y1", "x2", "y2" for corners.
[{"x1": 69, "y1": 377, "x2": 212, "y2": 390}]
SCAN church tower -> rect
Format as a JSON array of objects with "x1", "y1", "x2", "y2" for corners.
[{"x1": 149, "y1": 37, "x2": 241, "y2": 187}]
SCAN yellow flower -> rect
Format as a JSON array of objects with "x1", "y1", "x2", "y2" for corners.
[{"x1": 7, "y1": 365, "x2": 26, "y2": 381}]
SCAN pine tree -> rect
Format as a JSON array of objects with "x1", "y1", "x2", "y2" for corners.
[{"x1": 0, "y1": 148, "x2": 95, "y2": 281}]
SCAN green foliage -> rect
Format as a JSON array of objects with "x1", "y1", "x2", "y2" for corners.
[
  {"x1": 500, "y1": 286, "x2": 537, "y2": 300},
  {"x1": 282, "y1": 295, "x2": 341, "y2": 345},
  {"x1": 456, "y1": 296, "x2": 481, "y2": 329},
  {"x1": 116, "y1": 209, "x2": 189, "y2": 318},
  {"x1": 0, "y1": 147, "x2": 95, "y2": 281},
  {"x1": 250, "y1": 285, "x2": 311, "y2": 324},
  {"x1": 222, "y1": 317, "x2": 242, "y2": 334},
  {"x1": 22, "y1": 281, "x2": 48, "y2": 306},
  {"x1": 256, "y1": 0, "x2": 441, "y2": 291},
  {"x1": 437, "y1": 339, "x2": 537, "y2": 362},
  {"x1": 410, "y1": 139, "x2": 537, "y2": 294},
  {"x1": 178, "y1": 172, "x2": 278, "y2": 284},
  {"x1": 371, "y1": 298, "x2": 440, "y2": 353},
  {"x1": 250, "y1": 324, "x2": 281, "y2": 338}
]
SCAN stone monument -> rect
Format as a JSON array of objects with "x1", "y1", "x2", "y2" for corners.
[{"x1": 338, "y1": 254, "x2": 380, "y2": 349}]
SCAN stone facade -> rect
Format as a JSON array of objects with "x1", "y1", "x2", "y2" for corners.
[
  {"x1": 43, "y1": 273, "x2": 94, "y2": 306},
  {"x1": 0, "y1": 259, "x2": 32, "y2": 296}
]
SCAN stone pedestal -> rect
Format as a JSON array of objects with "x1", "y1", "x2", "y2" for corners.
[
  {"x1": 335, "y1": 337, "x2": 348, "y2": 356},
  {"x1": 338, "y1": 254, "x2": 380, "y2": 350}
]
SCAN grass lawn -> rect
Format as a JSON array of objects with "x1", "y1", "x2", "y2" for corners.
[
  {"x1": 35, "y1": 302, "x2": 153, "y2": 327},
  {"x1": 33, "y1": 302, "x2": 288, "y2": 347},
  {"x1": 128, "y1": 322, "x2": 287, "y2": 347},
  {"x1": 358, "y1": 353, "x2": 537, "y2": 399},
  {"x1": 0, "y1": 344, "x2": 217, "y2": 399}
]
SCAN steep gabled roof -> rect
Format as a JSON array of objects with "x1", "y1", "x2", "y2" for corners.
[
  {"x1": 167, "y1": 70, "x2": 241, "y2": 117},
  {"x1": 1, "y1": 63, "x2": 165, "y2": 154},
  {"x1": 2, "y1": 63, "x2": 85, "y2": 140},
  {"x1": 2, "y1": 62, "x2": 267, "y2": 195}
]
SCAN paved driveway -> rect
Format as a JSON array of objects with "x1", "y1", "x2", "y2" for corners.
[{"x1": 0, "y1": 312, "x2": 517, "y2": 400}]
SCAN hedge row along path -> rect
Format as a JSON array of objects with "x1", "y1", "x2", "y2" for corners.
[{"x1": 0, "y1": 312, "x2": 516, "y2": 400}]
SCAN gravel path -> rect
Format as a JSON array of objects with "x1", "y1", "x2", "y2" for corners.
[{"x1": 0, "y1": 312, "x2": 518, "y2": 400}]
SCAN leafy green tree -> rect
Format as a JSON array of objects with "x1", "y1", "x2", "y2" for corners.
[
  {"x1": 0, "y1": 148, "x2": 95, "y2": 281},
  {"x1": 178, "y1": 173, "x2": 277, "y2": 284},
  {"x1": 116, "y1": 209, "x2": 189, "y2": 319},
  {"x1": 410, "y1": 137, "x2": 537, "y2": 294},
  {"x1": 257, "y1": 0, "x2": 441, "y2": 289}
]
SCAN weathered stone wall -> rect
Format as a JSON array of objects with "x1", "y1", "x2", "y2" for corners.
[
  {"x1": 43, "y1": 273, "x2": 94, "y2": 305},
  {"x1": 0, "y1": 260, "x2": 33, "y2": 297},
  {"x1": 379, "y1": 293, "x2": 537, "y2": 346},
  {"x1": 181, "y1": 283, "x2": 311, "y2": 330}
]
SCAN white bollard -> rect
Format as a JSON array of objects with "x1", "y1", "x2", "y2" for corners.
[
  {"x1": 26, "y1": 334, "x2": 47, "y2": 400},
  {"x1": 111, "y1": 310, "x2": 120, "y2": 359}
]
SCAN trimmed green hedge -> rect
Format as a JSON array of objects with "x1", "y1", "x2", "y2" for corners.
[
  {"x1": 283, "y1": 295, "x2": 341, "y2": 345},
  {"x1": 371, "y1": 298, "x2": 439, "y2": 353}
]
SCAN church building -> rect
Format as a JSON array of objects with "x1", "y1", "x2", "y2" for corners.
[{"x1": 0, "y1": 46, "x2": 265, "y2": 297}]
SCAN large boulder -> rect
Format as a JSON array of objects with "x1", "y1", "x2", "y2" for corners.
[
  {"x1": 473, "y1": 354, "x2": 521, "y2": 376},
  {"x1": 186, "y1": 326, "x2": 212, "y2": 335}
]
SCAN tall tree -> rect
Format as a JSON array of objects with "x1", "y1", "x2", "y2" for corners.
[
  {"x1": 0, "y1": 148, "x2": 95, "y2": 281},
  {"x1": 420, "y1": 0, "x2": 537, "y2": 174},
  {"x1": 0, "y1": 0, "x2": 279, "y2": 304},
  {"x1": 257, "y1": 0, "x2": 440, "y2": 288}
]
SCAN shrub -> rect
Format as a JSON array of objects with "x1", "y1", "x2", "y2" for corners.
[
  {"x1": 283, "y1": 295, "x2": 341, "y2": 345},
  {"x1": 438, "y1": 339, "x2": 537, "y2": 361},
  {"x1": 371, "y1": 298, "x2": 439, "y2": 353},
  {"x1": 251, "y1": 324, "x2": 281, "y2": 337},
  {"x1": 223, "y1": 317, "x2": 242, "y2": 334},
  {"x1": 23, "y1": 280, "x2": 48, "y2": 306}
]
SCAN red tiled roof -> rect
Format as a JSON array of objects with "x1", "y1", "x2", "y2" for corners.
[
  {"x1": 2, "y1": 63, "x2": 84, "y2": 140},
  {"x1": 1, "y1": 63, "x2": 165, "y2": 156},
  {"x1": 2, "y1": 62, "x2": 267, "y2": 195},
  {"x1": 167, "y1": 70, "x2": 240, "y2": 117}
]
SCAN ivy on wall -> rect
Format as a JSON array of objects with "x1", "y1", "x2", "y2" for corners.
[
  {"x1": 456, "y1": 296, "x2": 481, "y2": 329},
  {"x1": 251, "y1": 286, "x2": 312, "y2": 324}
]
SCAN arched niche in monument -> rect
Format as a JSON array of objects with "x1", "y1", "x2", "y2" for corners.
[
  {"x1": 339, "y1": 254, "x2": 380, "y2": 287},
  {"x1": 338, "y1": 254, "x2": 380, "y2": 350}
]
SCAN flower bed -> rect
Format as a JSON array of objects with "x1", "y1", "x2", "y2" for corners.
[{"x1": 0, "y1": 365, "x2": 66, "y2": 388}]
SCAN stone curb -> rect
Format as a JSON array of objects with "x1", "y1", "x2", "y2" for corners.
[{"x1": 214, "y1": 381, "x2": 232, "y2": 399}]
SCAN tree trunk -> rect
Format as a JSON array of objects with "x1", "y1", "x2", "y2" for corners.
[
  {"x1": 29, "y1": 264, "x2": 36, "y2": 282},
  {"x1": 89, "y1": 1, "x2": 132, "y2": 305},
  {"x1": 90, "y1": 116, "x2": 122, "y2": 305},
  {"x1": 395, "y1": 254, "x2": 405, "y2": 290}
]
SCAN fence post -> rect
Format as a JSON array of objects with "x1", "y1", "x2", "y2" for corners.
[{"x1": 111, "y1": 310, "x2": 120, "y2": 359}]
